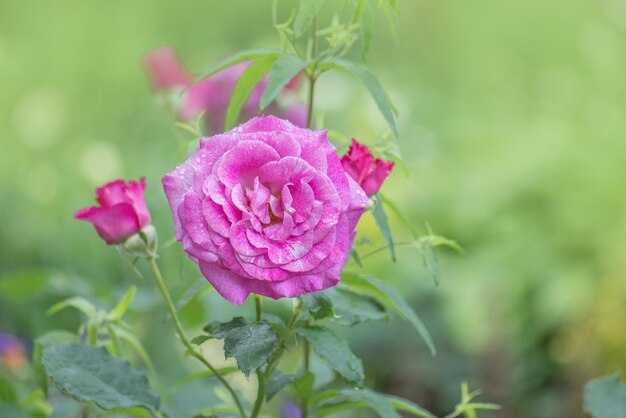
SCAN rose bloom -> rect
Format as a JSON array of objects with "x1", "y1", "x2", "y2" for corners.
[
  {"x1": 340, "y1": 138, "x2": 394, "y2": 197},
  {"x1": 0, "y1": 332, "x2": 27, "y2": 372},
  {"x1": 163, "y1": 116, "x2": 367, "y2": 304},
  {"x1": 144, "y1": 47, "x2": 305, "y2": 133},
  {"x1": 75, "y1": 178, "x2": 150, "y2": 245}
]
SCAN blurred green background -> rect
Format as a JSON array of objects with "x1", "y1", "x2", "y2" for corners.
[{"x1": 1, "y1": 0, "x2": 625, "y2": 417}]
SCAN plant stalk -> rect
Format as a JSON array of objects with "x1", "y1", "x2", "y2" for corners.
[{"x1": 147, "y1": 258, "x2": 248, "y2": 418}]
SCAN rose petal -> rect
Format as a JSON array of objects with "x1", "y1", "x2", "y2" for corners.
[{"x1": 75, "y1": 203, "x2": 141, "y2": 245}]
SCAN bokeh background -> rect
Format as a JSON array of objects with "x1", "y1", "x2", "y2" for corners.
[{"x1": 1, "y1": 0, "x2": 625, "y2": 417}]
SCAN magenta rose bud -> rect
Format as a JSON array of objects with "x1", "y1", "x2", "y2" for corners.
[
  {"x1": 143, "y1": 46, "x2": 193, "y2": 90},
  {"x1": 75, "y1": 178, "x2": 151, "y2": 245},
  {"x1": 162, "y1": 116, "x2": 368, "y2": 304},
  {"x1": 340, "y1": 138, "x2": 395, "y2": 197}
]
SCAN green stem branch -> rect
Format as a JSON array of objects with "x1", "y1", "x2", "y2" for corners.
[{"x1": 146, "y1": 258, "x2": 248, "y2": 418}]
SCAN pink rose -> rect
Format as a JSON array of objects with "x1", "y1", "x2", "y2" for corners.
[
  {"x1": 162, "y1": 116, "x2": 368, "y2": 304},
  {"x1": 340, "y1": 139, "x2": 394, "y2": 197},
  {"x1": 75, "y1": 178, "x2": 151, "y2": 245}
]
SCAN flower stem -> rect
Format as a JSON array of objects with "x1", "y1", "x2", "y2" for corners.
[
  {"x1": 146, "y1": 258, "x2": 248, "y2": 418},
  {"x1": 255, "y1": 295, "x2": 263, "y2": 322},
  {"x1": 249, "y1": 296, "x2": 265, "y2": 418},
  {"x1": 306, "y1": 17, "x2": 318, "y2": 130}
]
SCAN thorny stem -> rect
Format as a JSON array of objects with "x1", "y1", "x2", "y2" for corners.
[{"x1": 146, "y1": 258, "x2": 248, "y2": 418}]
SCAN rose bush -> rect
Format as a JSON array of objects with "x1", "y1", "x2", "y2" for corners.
[
  {"x1": 162, "y1": 116, "x2": 368, "y2": 304},
  {"x1": 75, "y1": 178, "x2": 150, "y2": 244}
]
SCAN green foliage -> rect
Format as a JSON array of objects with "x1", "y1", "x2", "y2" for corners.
[
  {"x1": 297, "y1": 325, "x2": 364, "y2": 385},
  {"x1": 320, "y1": 57, "x2": 398, "y2": 136},
  {"x1": 168, "y1": 277, "x2": 212, "y2": 321},
  {"x1": 371, "y1": 194, "x2": 396, "y2": 261},
  {"x1": 223, "y1": 322, "x2": 280, "y2": 378},
  {"x1": 225, "y1": 56, "x2": 277, "y2": 129},
  {"x1": 266, "y1": 370, "x2": 298, "y2": 401},
  {"x1": 443, "y1": 383, "x2": 500, "y2": 418},
  {"x1": 46, "y1": 296, "x2": 97, "y2": 320},
  {"x1": 205, "y1": 317, "x2": 280, "y2": 377},
  {"x1": 326, "y1": 287, "x2": 389, "y2": 325},
  {"x1": 300, "y1": 292, "x2": 334, "y2": 320},
  {"x1": 48, "y1": 402, "x2": 81, "y2": 418},
  {"x1": 342, "y1": 272, "x2": 436, "y2": 355},
  {"x1": 259, "y1": 54, "x2": 309, "y2": 110},
  {"x1": 41, "y1": 343, "x2": 160, "y2": 411},
  {"x1": 294, "y1": 0, "x2": 326, "y2": 38},
  {"x1": 109, "y1": 285, "x2": 137, "y2": 320},
  {"x1": 315, "y1": 388, "x2": 436, "y2": 418},
  {"x1": 192, "y1": 48, "x2": 283, "y2": 87},
  {"x1": 300, "y1": 287, "x2": 389, "y2": 325},
  {"x1": 176, "y1": 367, "x2": 240, "y2": 388},
  {"x1": 584, "y1": 374, "x2": 626, "y2": 418}
]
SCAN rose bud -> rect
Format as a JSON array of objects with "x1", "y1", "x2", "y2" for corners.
[
  {"x1": 143, "y1": 47, "x2": 193, "y2": 90},
  {"x1": 340, "y1": 138, "x2": 395, "y2": 197},
  {"x1": 75, "y1": 178, "x2": 151, "y2": 245},
  {"x1": 162, "y1": 116, "x2": 368, "y2": 304},
  {"x1": 179, "y1": 61, "x2": 267, "y2": 134},
  {"x1": 0, "y1": 332, "x2": 27, "y2": 372}
]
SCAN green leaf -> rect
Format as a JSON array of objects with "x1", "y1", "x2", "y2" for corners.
[
  {"x1": 316, "y1": 389, "x2": 437, "y2": 418},
  {"x1": 167, "y1": 278, "x2": 211, "y2": 322},
  {"x1": 420, "y1": 241, "x2": 440, "y2": 286},
  {"x1": 300, "y1": 292, "x2": 334, "y2": 319},
  {"x1": 371, "y1": 195, "x2": 396, "y2": 261},
  {"x1": 191, "y1": 48, "x2": 283, "y2": 87},
  {"x1": 360, "y1": 1, "x2": 374, "y2": 62},
  {"x1": 109, "y1": 285, "x2": 137, "y2": 320},
  {"x1": 390, "y1": 396, "x2": 438, "y2": 418},
  {"x1": 42, "y1": 343, "x2": 160, "y2": 411},
  {"x1": 266, "y1": 370, "x2": 298, "y2": 401},
  {"x1": 222, "y1": 322, "x2": 280, "y2": 377},
  {"x1": 190, "y1": 335, "x2": 212, "y2": 345},
  {"x1": 47, "y1": 296, "x2": 97, "y2": 320},
  {"x1": 225, "y1": 56, "x2": 278, "y2": 130},
  {"x1": 112, "y1": 325, "x2": 155, "y2": 372},
  {"x1": 327, "y1": 287, "x2": 389, "y2": 325},
  {"x1": 319, "y1": 389, "x2": 400, "y2": 418},
  {"x1": 176, "y1": 367, "x2": 240, "y2": 388},
  {"x1": 49, "y1": 401, "x2": 81, "y2": 418},
  {"x1": 260, "y1": 55, "x2": 309, "y2": 110},
  {"x1": 292, "y1": 371, "x2": 316, "y2": 401},
  {"x1": 342, "y1": 272, "x2": 436, "y2": 355},
  {"x1": 205, "y1": 316, "x2": 248, "y2": 338},
  {"x1": 297, "y1": 325, "x2": 364, "y2": 385},
  {"x1": 294, "y1": 0, "x2": 326, "y2": 38},
  {"x1": 379, "y1": 193, "x2": 418, "y2": 239},
  {"x1": 320, "y1": 57, "x2": 398, "y2": 136},
  {"x1": 584, "y1": 374, "x2": 626, "y2": 418}
]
